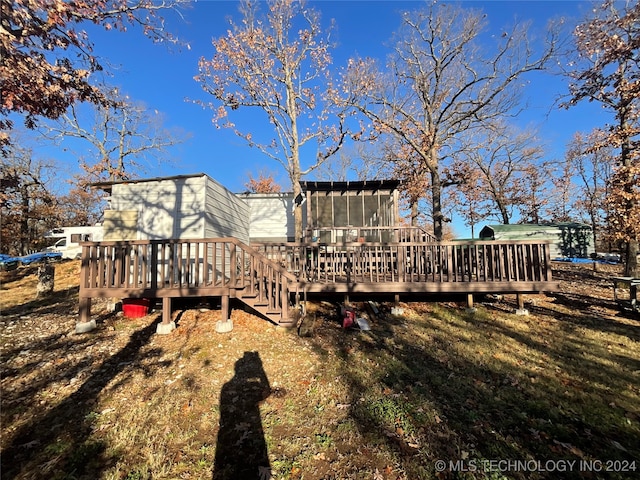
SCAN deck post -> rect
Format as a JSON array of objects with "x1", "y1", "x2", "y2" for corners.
[
  {"x1": 515, "y1": 294, "x2": 529, "y2": 316},
  {"x1": 157, "y1": 297, "x2": 176, "y2": 334},
  {"x1": 221, "y1": 294, "x2": 230, "y2": 320},
  {"x1": 76, "y1": 297, "x2": 96, "y2": 333},
  {"x1": 391, "y1": 294, "x2": 404, "y2": 315},
  {"x1": 465, "y1": 293, "x2": 477, "y2": 314}
]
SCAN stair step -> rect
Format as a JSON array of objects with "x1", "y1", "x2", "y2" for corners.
[{"x1": 277, "y1": 319, "x2": 297, "y2": 328}]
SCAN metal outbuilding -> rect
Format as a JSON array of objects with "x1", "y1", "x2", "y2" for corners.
[{"x1": 479, "y1": 223, "x2": 595, "y2": 259}]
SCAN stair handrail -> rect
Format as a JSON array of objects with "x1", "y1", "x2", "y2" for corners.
[
  {"x1": 229, "y1": 238, "x2": 298, "y2": 323},
  {"x1": 228, "y1": 237, "x2": 298, "y2": 283}
]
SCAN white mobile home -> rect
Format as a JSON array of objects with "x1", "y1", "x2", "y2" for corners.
[{"x1": 94, "y1": 174, "x2": 250, "y2": 243}]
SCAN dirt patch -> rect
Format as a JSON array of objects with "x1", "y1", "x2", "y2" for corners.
[{"x1": 1, "y1": 260, "x2": 639, "y2": 479}]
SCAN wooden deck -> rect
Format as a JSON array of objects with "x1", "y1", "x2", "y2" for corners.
[{"x1": 78, "y1": 237, "x2": 559, "y2": 329}]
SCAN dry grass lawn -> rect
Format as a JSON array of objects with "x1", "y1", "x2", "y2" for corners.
[{"x1": 1, "y1": 260, "x2": 639, "y2": 479}]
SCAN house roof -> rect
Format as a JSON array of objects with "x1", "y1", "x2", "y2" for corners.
[
  {"x1": 90, "y1": 173, "x2": 208, "y2": 193},
  {"x1": 91, "y1": 175, "x2": 400, "y2": 195},
  {"x1": 301, "y1": 180, "x2": 400, "y2": 192}
]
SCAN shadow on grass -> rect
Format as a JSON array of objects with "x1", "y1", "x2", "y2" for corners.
[
  {"x1": 307, "y1": 301, "x2": 640, "y2": 480},
  {"x1": 1, "y1": 315, "x2": 169, "y2": 479},
  {"x1": 0, "y1": 285, "x2": 80, "y2": 318},
  {"x1": 213, "y1": 351, "x2": 271, "y2": 480}
]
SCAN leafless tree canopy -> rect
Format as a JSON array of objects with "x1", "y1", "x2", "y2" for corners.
[
  {"x1": 195, "y1": 0, "x2": 353, "y2": 240},
  {"x1": 341, "y1": 2, "x2": 558, "y2": 240}
]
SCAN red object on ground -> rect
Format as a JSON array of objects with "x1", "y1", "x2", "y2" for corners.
[
  {"x1": 122, "y1": 298, "x2": 151, "y2": 318},
  {"x1": 342, "y1": 307, "x2": 356, "y2": 329}
]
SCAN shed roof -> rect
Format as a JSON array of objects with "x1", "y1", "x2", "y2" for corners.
[
  {"x1": 91, "y1": 173, "x2": 214, "y2": 194},
  {"x1": 92, "y1": 173, "x2": 206, "y2": 188},
  {"x1": 480, "y1": 223, "x2": 592, "y2": 239}
]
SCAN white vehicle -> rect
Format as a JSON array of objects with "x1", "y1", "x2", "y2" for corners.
[{"x1": 45, "y1": 225, "x2": 103, "y2": 259}]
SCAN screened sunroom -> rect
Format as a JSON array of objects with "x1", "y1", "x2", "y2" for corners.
[{"x1": 301, "y1": 180, "x2": 402, "y2": 243}]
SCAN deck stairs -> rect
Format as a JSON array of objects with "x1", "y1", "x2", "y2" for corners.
[
  {"x1": 236, "y1": 290, "x2": 297, "y2": 327},
  {"x1": 232, "y1": 240, "x2": 299, "y2": 327}
]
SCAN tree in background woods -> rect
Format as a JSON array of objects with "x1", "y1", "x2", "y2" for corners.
[
  {"x1": 41, "y1": 88, "x2": 186, "y2": 183},
  {"x1": 56, "y1": 183, "x2": 105, "y2": 226},
  {"x1": 546, "y1": 157, "x2": 576, "y2": 223},
  {"x1": 563, "y1": 130, "x2": 615, "y2": 253},
  {"x1": 453, "y1": 122, "x2": 547, "y2": 228},
  {"x1": 451, "y1": 166, "x2": 487, "y2": 239},
  {"x1": 196, "y1": 0, "x2": 352, "y2": 241},
  {"x1": 341, "y1": 2, "x2": 558, "y2": 241},
  {"x1": 0, "y1": 0, "x2": 184, "y2": 151},
  {"x1": 518, "y1": 161, "x2": 553, "y2": 225},
  {"x1": 244, "y1": 172, "x2": 282, "y2": 193},
  {"x1": 0, "y1": 139, "x2": 106, "y2": 256},
  {"x1": 0, "y1": 144, "x2": 58, "y2": 255},
  {"x1": 563, "y1": 0, "x2": 639, "y2": 276}
]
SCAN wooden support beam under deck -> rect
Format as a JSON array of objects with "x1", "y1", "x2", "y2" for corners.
[
  {"x1": 467, "y1": 294, "x2": 474, "y2": 309},
  {"x1": 79, "y1": 297, "x2": 91, "y2": 324},
  {"x1": 162, "y1": 297, "x2": 172, "y2": 325},
  {"x1": 221, "y1": 295, "x2": 230, "y2": 320}
]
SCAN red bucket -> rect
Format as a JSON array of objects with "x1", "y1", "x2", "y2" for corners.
[{"x1": 122, "y1": 298, "x2": 151, "y2": 318}]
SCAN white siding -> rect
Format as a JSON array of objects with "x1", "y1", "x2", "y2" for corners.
[
  {"x1": 203, "y1": 176, "x2": 250, "y2": 243},
  {"x1": 109, "y1": 176, "x2": 206, "y2": 240},
  {"x1": 239, "y1": 193, "x2": 296, "y2": 242},
  {"x1": 105, "y1": 174, "x2": 250, "y2": 242}
]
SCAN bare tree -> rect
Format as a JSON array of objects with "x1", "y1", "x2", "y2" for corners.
[
  {"x1": 454, "y1": 122, "x2": 546, "y2": 226},
  {"x1": 195, "y1": 0, "x2": 352, "y2": 240},
  {"x1": 563, "y1": 0, "x2": 639, "y2": 275},
  {"x1": 0, "y1": 0, "x2": 185, "y2": 148},
  {"x1": 341, "y1": 2, "x2": 558, "y2": 240},
  {"x1": 42, "y1": 88, "x2": 187, "y2": 183},
  {"x1": 0, "y1": 143, "x2": 59, "y2": 255},
  {"x1": 564, "y1": 130, "x2": 615, "y2": 252},
  {"x1": 313, "y1": 143, "x2": 384, "y2": 182},
  {"x1": 545, "y1": 159, "x2": 576, "y2": 224}
]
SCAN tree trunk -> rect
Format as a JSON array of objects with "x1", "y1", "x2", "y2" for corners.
[
  {"x1": 499, "y1": 205, "x2": 510, "y2": 225},
  {"x1": 285, "y1": 63, "x2": 304, "y2": 242},
  {"x1": 292, "y1": 177, "x2": 303, "y2": 241},
  {"x1": 36, "y1": 263, "x2": 55, "y2": 297},
  {"x1": 430, "y1": 169, "x2": 443, "y2": 241},
  {"x1": 625, "y1": 240, "x2": 638, "y2": 278},
  {"x1": 20, "y1": 187, "x2": 30, "y2": 256},
  {"x1": 410, "y1": 200, "x2": 419, "y2": 227},
  {"x1": 618, "y1": 102, "x2": 637, "y2": 277}
]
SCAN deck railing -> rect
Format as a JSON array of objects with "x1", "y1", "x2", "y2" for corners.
[
  {"x1": 79, "y1": 238, "x2": 296, "y2": 320},
  {"x1": 78, "y1": 237, "x2": 555, "y2": 327},
  {"x1": 305, "y1": 226, "x2": 436, "y2": 243},
  {"x1": 253, "y1": 239, "x2": 552, "y2": 286}
]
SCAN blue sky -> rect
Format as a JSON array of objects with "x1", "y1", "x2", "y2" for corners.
[{"x1": 34, "y1": 0, "x2": 608, "y2": 237}]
